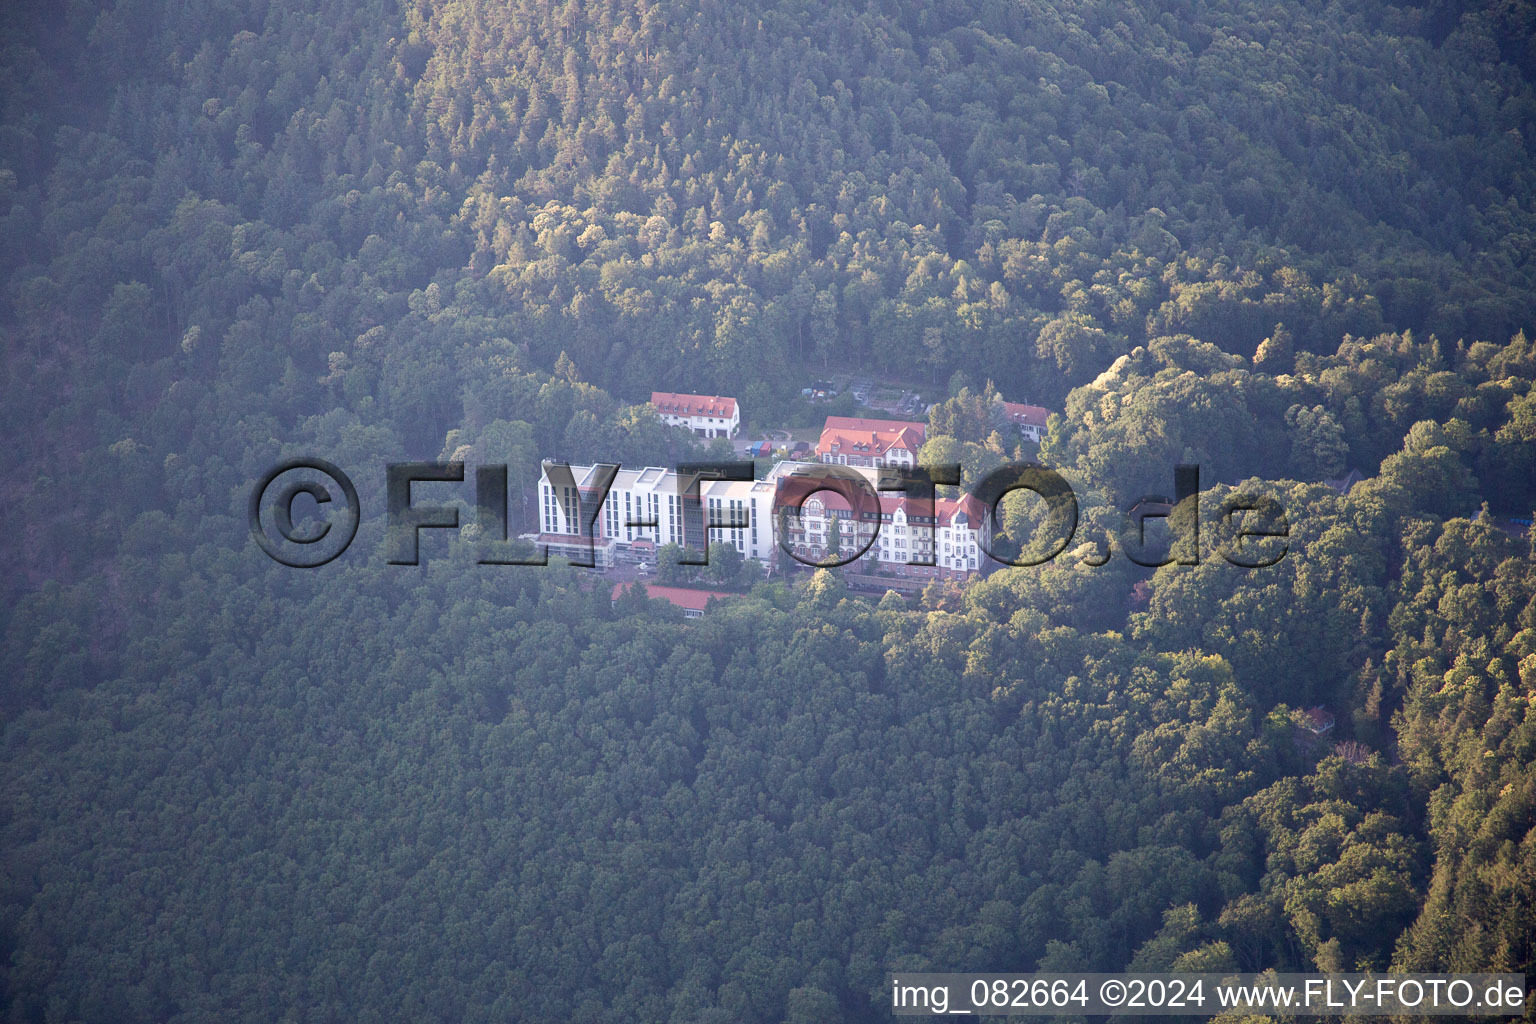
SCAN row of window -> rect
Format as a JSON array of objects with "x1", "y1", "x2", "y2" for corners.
[{"x1": 544, "y1": 484, "x2": 981, "y2": 568}]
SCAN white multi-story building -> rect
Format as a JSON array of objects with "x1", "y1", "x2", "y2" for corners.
[
  {"x1": 703, "y1": 476, "x2": 777, "y2": 563},
  {"x1": 532, "y1": 463, "x2": 776, "y2": 566},
  {"x1": 531, "y1": 461, "x2": 990, "y2": 580},
  {"x1": 650, "y1": 392, "x2": 740, "y2": 439},
  {"x1": 773, "y1": 462, "x2": 988, "y2": 579}
]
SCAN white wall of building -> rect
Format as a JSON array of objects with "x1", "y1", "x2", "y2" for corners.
[{"x1": 534, "y1": 461, "x2": 989, "y2": 576}]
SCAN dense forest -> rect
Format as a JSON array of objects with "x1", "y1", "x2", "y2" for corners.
[{"x1": 1, "y1": 0, "x2": 1534, "y2": 1019}]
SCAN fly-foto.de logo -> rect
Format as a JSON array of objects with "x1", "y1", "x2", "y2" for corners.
[{"x1": 249, "y1": 459, "x2": 1289, "y2": 571}]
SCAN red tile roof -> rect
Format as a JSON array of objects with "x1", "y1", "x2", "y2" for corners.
[
  {"x1": 611, "y1": 582, "x2": 738, "y2": 612},
  {"x1": 774, "y1": 482, "x2": 985, "y2": 528},
  {"x1": 815, "y1": 417, "x2": 927, "y2": 459},
  {"x1": 822, "y1": 416, "x2": 928, "y2": 435},
  {"x1": 773, "y1": 477, "x2": 873, "y2": 515},
  {"x1": 936, "y1": 494, "x2": 987, "y2": 527},
  {"x1": 650, "y1": 392, "x2": 737, "y2": 418},
  {"x1": 1002, "y1": 402, "x2": 1050, "y2": 428}
]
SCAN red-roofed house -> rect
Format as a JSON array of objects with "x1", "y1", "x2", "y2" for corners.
[
  {"x1": 650, "y1": 392, "x2": 740, "y2": 438},
  {"x1": 611, "y1": 582, "x2": 738, "y2": 618},
  {"x1": 816, "y1": 416, "x2": 927, "y2": 469},
  {"x1": 1002, "y1": 402, "x2": 1051, "y2": 442}
]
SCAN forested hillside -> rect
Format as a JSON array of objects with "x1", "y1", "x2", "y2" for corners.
[{"x1": 1, "y1": 0, "x2": 1534, "y2": 1019}]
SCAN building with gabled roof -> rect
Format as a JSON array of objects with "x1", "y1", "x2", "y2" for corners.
[
  {"x1": 1302, "y1": 706, "x2": 1336, "y2": 734},
  {"x1": 772, "y1": 462, "x2": 988, "y2": 578},
  {"x1": 650, "y1": 392, "x2": 740, "y2": 438},
  {"x1": 1001, "y1": 401, "x2": 1051, "y2": 442},
  {"x1": 611, "y1": 583, "x2": 738, "y2": 618},
  {"x1": 816, "y1": 416, "x2": 927, "y2": 469}
]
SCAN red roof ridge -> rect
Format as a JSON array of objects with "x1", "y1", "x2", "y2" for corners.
[
  {"x1": 612, "y1": 582, "x2": 739, "y2": 611},
  {"x1": 650, "y1": 391, "x2": 738, "y2": 418},
  {"x1": 1001, "y1": 401, "x2": 1050, "y2": 426}
]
